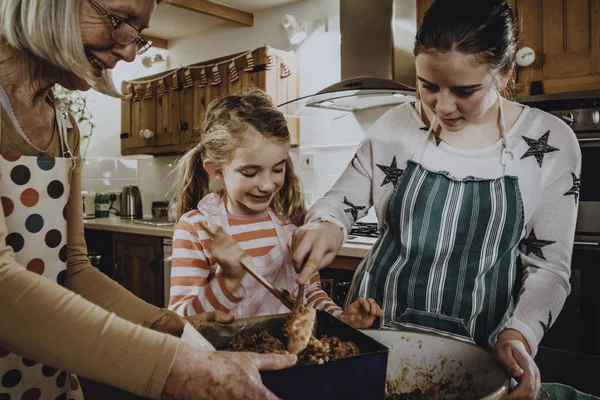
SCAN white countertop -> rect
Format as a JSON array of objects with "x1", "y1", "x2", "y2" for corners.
[
  {"x1": 84, "y1": 216, "x2": 374, "y2": 258},
  {"x1": 84, "y1": 216, "x2": 175, "y2": 237}
]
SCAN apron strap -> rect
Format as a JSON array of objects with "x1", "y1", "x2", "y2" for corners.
[
  {"x1": 411, "y1": 102, "x2": 437, "y2": 163},
  {"x1": 498, "y1": 91, "x2": 517, "y2": 175}
]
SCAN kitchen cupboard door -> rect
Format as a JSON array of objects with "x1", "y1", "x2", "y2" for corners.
[
  {"x1": 120, "y1": 88, "x2": 132, "y2": 149},
  {"x1": 179, "y1": 81, "x2": 197, "y2": 147},
  {"x1": 517, "y1": 0, "x2": 600, "y2": 94},
  {"x1": 112, "y1": 232, "x2": 165, "y2": 307}
]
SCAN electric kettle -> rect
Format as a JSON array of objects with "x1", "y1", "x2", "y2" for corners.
[{"x1": 120, "y1": 185, "x2": 143, "y2": 219}]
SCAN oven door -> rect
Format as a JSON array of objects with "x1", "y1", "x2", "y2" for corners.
[{"x1": 575, "y1": 133, "x2": 600, "y2": 235}]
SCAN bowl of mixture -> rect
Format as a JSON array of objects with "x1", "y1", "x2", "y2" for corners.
[{"x1": 362, "y1": 329, "x2": 510, "y2": 400}]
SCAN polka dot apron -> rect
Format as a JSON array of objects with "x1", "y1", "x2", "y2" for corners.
[{"x1": 0, "y1": 98, "x2": 84, "y2": 400}]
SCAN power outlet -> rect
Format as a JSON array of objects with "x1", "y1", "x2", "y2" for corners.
[{"x1": 301, "y1": 153, "x2": 315, "y2": 170}]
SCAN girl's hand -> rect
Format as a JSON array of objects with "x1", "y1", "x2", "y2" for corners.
[
  {"x1": 493, "y1": 329, "x2": 541, "y2": 400},
  {"x1": 291, "y1": 221, "x2": 345, "y2": 284},
  {"x1": 186, "y1": 310, "x2": 235, "y2": 330},
  {"x1": 208, "y1": 227, "x2": 246, "y2": 291},
  {"x1": 338, "y1": 298, "x2": 383, "y2": 329}
]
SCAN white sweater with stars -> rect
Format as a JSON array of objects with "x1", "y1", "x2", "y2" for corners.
[{"x1": 307, "y1": 102, "x2": 581, "y2": 355}]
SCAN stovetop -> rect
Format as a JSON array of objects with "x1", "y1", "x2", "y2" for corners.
[
  {"x1": 346, "y1": 222, "x2": 379, "y2": 245},
  {"x1": 349, "y1": 222, "x2": 378, "y2": 238}
]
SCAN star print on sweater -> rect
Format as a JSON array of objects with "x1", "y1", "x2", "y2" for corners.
[
  {"x1": 376, "y1": 156, "x2": 403, "y2": 187},
  {"x1": 521, "y1": 131, "x2": 560, "y2": 167},
  {"x1": 521, "y1": 229, "x2": 556, "y2": 260},
  {"x1": 564, "y1": 172, "x2": 581, "y2": 204},
  {"x1": 539, "y1": 310, "x2": 553, "y2": 334},
  {"x1": 342, "y1": 196, "x2": 365, "y2": 221}
]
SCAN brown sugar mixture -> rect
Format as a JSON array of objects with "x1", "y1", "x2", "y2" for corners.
[{"x1": 226, "y1": 330, "x2": 360, "y2": 366}]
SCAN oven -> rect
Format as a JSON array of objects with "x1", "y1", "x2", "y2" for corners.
[{"x1": 522, "y1": 91, "x2": 600, "y2": 392}]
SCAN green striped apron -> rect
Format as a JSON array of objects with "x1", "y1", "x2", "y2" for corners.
[{"x1": 348, "y1": 98, "x2": 525, "y2": 348}]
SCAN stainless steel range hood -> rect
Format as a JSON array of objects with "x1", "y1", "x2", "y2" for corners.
[{"x1": 279, "y1": 0, "x2": 417, "y2": 117}]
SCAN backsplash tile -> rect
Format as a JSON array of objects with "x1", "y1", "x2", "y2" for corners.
[
  {"x1": 97, "y1": 157, "x2": 117, "y2": 179},
  {"x1": 81, "y1": 155, "x2": 179, "y2": 217},
  {"x1": 117, "y1": 158, "x2": 138, "y2": 179},
  {"x1": 81, "y1": 159, "x2": 97, "y2": 179}
]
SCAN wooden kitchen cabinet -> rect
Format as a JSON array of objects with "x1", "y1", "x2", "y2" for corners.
[
  {"x1": 112, "y1": 232, "x2": 165, "y2": 307},
  {"x1": 121, "y1": 46, "x2": 299, "y2": 156},
  {"x1": 416, "y1": 0, "x2": 600, "y2": 95}
]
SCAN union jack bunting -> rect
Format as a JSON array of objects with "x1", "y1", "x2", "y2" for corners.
[
  {"x1": 157, "y1": 78, "x2": 167, "y2": 97},
  {"x1": 280, "y1": 59, "x2": 291, "y2": 78},
  {"x1": 244, "y1": 53, "x2": 255, "y2": 72},
  {"x1": 133, "y1": 84, "x2": 144, "y2": 101},
  {"x1": 143, "y1": 82, "x2": 154, "y2": 99},
  {"x1": 229, "y1": 61, "x2": 239, "y2": 83},
  {"x1": 266, "y1": 53, "x2": 275, "y2": 70},
  {"x1": 211, "y1": 65, "x2": 222, "y2": 86},
  {"x1": 171, "y1": 71, "x2": 180, "y2": 90},
  {"x1": 184, "y1": 68, "x2": 194, "y2": 88},
  {"x1": 198, "y1": 68, "x2": 207, "y2": 88}
]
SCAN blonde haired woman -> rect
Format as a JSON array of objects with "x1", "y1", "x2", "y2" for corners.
[{"x1": 0, "y1": 1, "x2": 295, "y2": 399}]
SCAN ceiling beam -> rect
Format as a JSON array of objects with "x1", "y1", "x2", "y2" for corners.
[
  {"x1": 164, "y1": 0, "x2": 254, "y2": 26},
  {"x1": 141, "y1": 34, "x2": 169, "y2": 49}
]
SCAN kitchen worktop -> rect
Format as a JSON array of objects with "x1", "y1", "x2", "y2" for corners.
[
  {"x1": 84, "y1": 216, "x2": 175, "y2": 238},
  {"x1": 84, "y1": 216, "x2": 374, "y2": 258}
]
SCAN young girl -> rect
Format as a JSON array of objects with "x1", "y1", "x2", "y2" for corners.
[
  {"x1": 168, "y1": 89, "x2": 381, "y2": 329},
  {"x1": 291, "y1": 1, "x2": 580, "y2": 398}
]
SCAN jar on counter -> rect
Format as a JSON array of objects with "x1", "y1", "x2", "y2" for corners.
[
  {"x1": 95, "y1": 193, "x2": 109, "y2": 218},
  {"x1": 152, "y1": 201, "x2": 170, "y2": 220}
]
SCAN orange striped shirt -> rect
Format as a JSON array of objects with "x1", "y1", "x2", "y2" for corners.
[{"x1": 168, "y1": 208, "x2": 342, "y2": 318}]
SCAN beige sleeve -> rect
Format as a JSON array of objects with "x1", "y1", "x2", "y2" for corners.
[
  {"x1": 65, "y1": 129, "x2": 170, "y2": 327},
  {"x1": 0, "y1": 207, "x2": 179, "y2": 399}
]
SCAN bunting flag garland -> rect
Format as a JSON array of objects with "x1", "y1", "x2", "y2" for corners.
[
  {"x1": 211, "y1": 65, "x2": 222, "y2": 86},
  {"x1": 198, "y1": 68, "x2": 207, "y2": 88},
  {"x1": 184, "y1": 68, "x2": 194, "y2": 89},
  {"x1": 229, "y1": 61, "x2": 239, "y2": 83},
  {"x1": 123, "y1": 47, "x2": 292, "y2": 95},
  {"x1": 266, "y1": 53, "x2": 275, "y2": 70},
  {"x1": 171, "y1": 71, "x2": 180, "y2": 90},
  {"x1": 244, "y1": 53, "x2": 255, "y2": 72},
  {"x1": 143, "y1": 83, "x2": 154, "y2": 99},
  {"x1": 126, "y1": 83, "x2": 134, "y2": 97},
  {"x1": 133, "y1": 84, "x2": 144, "y2": 101},
  {"x1": 157, "y1": 78, "x2": 167, "y2": 97},
  {"x1": 280, "y1": 59, "x2": 291, "y2": 78}
]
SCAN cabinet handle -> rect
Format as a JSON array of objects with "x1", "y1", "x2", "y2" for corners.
[
  {"x1": 113, "y1": 261, "x2": 120, "y2": 282},
  {"x1": 574, "y1": 241, "x2": 600, "y2": 246},
  {"x1": 150, "y1": 259, "x2": 160, "y2": 274}
]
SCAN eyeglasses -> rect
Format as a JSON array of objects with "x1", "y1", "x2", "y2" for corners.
[{"x1": 88, "y1": 0, "x2": 152, "y2": 55}]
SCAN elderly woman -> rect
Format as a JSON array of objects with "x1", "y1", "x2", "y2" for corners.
[{"x1": 0, "y1": 0, "x2": 295, "y2": 399}]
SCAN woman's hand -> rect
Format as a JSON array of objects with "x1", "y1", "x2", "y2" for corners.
[
  {"x1": 291, "y1": 222, "x2": 345, "y2": 284},
  {"x1": 162, "y1": 343, "x2": 297, "y2": 400},
  {"x1": 208, "y1": 227, "x2": 246, "y2": 292},
  {"x1": 493, "y1": 329, "x2": 541, "y2": 400},
  {"x1": 151, "y1": 312, "x2": 186, "y2": 337},
  {"x1": 338, "y1": 298, "x2": 383, "y2": 329}
]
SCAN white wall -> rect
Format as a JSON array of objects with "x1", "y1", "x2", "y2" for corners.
[
  {"x1": 167, "y1": 0, "x2": 341, "y2": 98},
  {"x1": 82, "y1": 0, "x2": 386, "y2": 223}
]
